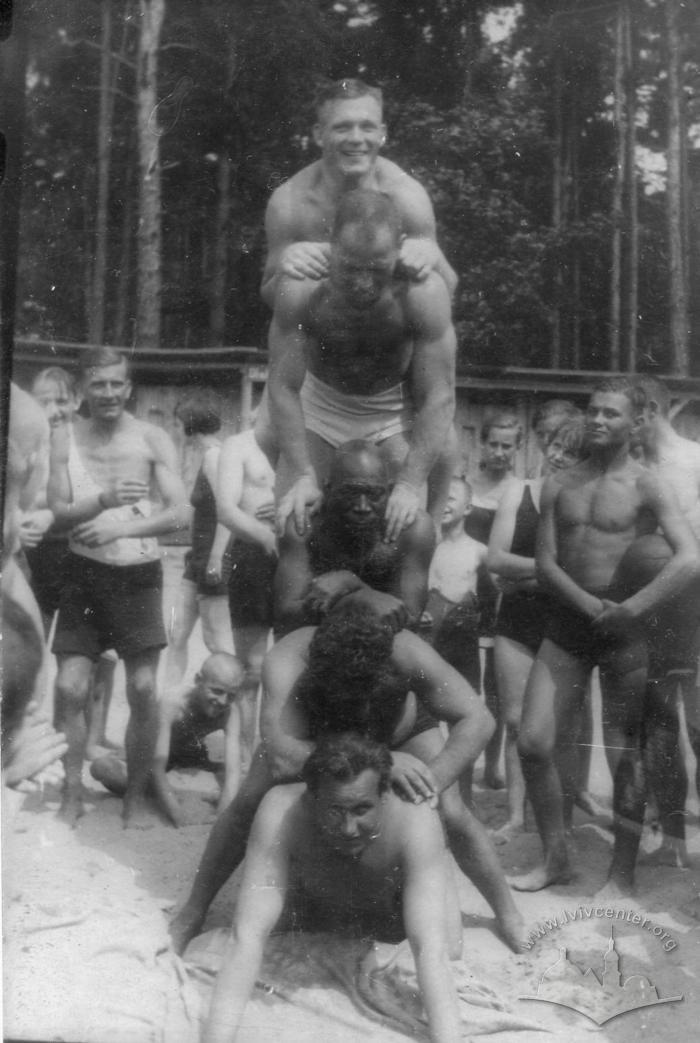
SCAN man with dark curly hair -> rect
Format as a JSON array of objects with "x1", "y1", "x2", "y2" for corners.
[{"x1": 170, "y1": 607, "x2": 525, "y2": 955}]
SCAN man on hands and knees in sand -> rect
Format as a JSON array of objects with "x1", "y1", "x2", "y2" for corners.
[
  {"x1": 270, "y1": 188, "x2": 458, "y2": 542},
  {"x1": 635, "y1": 376, "x2": 700, "y2": 870},
  {"x1": 216, "y1": 418, "x2": 277, "y2": 773},
  {"x1": 47, "y1": 348, "x2": 188, "y2": 828},
  {"x1": 274, "y1": 439, "x2": 435, "y2": 636},
  {"x1": 91, "y1": 653, "x2": 245, "y2": 825},
  {"x1": 515, "y1": 378, "x2": 699, "y2": 896},
  {"x1": 204, "y1": 734, "x2": 464, "y2": 1043},
  {"x1": 170, "y1": 607, "x2": 525, "y2": 956},
  {"x1": 260, "y1": 78, "x2": 457, "y2": 308}
]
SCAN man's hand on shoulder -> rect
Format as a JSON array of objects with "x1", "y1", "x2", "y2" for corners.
[
  {"x1": 384, "y1": 481, "x2": 422, "y2": 543},
  {"x1": 280, "y1": 242, "x2": 331, "y2": 281},
  {"x1": 276, "y1": 472, "x2": 323, "y2": 537},
  {"x1": 397, "y1": 237, "x2": 440, "y2": 283},
  {"x1": 390, "y1": 752, "x2": 439, "y2": 808}
]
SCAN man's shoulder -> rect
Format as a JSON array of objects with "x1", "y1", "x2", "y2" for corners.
[
  {"x1": 268, "y1": 164, "x2": 321, "y2": 214},
  {"x1": 375, "y1": 158, "x2": 428, "y2": 203}
]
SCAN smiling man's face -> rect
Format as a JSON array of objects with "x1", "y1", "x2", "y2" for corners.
[{"x1": 314, "y1": 95, "x2": 386, "y2": 180}]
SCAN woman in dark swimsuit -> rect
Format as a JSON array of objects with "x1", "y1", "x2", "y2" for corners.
[{"x1": 488, "y1": 411, "x2": 585, "y2": 838}]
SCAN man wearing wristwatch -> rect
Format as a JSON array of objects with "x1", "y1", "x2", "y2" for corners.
[{"x1": 48, "y1": 347, "x2": 188, "y2": 829}]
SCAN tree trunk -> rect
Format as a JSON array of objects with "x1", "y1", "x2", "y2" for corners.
[
  {"x1": 209, "y1": 45, "x2": 237, "y2": 346},
  {"x1": 114, "y1": 135, "x2": 136, "y2": 346},
  {"x1": 88, "y1": 0, "x2": 113, "y2": 345},
  {"x1": 667, "y1": 0, "x2": 689, "y2": 374},
  {"x1": 551, "y1": 51, "x2": 563, "y2": 368},
  {"x1": 135, "y1": 0, "x2": 165, "y2": 350},
  {"x1": 609, "y1": 2, "x2": 626, "y2": 371},
  {"x1": 624, "y1": 3, "x2": 638, "y2": 372}
]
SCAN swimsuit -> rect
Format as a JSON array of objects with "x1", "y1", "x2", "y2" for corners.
[
  {"x1": 183, "y1": 464, "x2": 233, "y2": 597},
  {"x1": 228, "y1": 541, "x2": 275, "y2": 629},
  {"x1": 495, "y1": 484, "x2": 550, "y2": 654},
  {"x1": 300, "y1": 371, "x2": 414, "y2": 447}
]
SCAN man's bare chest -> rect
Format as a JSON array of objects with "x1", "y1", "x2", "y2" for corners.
[
  {"x1": 76, "y1": 433, "x2": 153, "y2": 482},
  {"x1": 559, "y1": 476, "x2": 646, "y2": 534}
]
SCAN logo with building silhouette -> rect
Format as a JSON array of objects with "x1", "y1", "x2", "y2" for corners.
[{"x1": 520, "y1": 927, "x2": 683, "y2": 1025}]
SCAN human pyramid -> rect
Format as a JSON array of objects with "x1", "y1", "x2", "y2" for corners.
[{"x1": 4, "y1": 79, "x2": 700, "y2": 1043}]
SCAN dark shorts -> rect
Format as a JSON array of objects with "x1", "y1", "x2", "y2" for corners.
[
  {"x1": 496, "y1": 591, "x2": 550, "y2": 655},
  {"x1": 544, "y1": 601, "x2": 645, "y2": 669},
  {"x1": 228, "y1": 541, "x2": 275, "y2": 629},
  {"x1": 183, "y1": 546, "x2": 232, "y2": 598},
  {"x1": 52, "y1": 554, "x2": 166, "y2": 661},
  {"x1": 425, "y1": 590, "x2": 481, "y2": 692},
  {"x1": 25, "y1": 536, "x2": 72, "y2": 617}
]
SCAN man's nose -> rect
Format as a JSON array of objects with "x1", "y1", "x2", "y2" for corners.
[
  {"x1": 339, "y1": 814, "x2": 359, "y2": 837},
  {"x1": 355, "y1": 494, "x2": 371, "y2": 512}
]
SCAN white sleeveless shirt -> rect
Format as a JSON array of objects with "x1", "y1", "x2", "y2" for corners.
[{"x1": 67, "y1": 426, "x2": 160, "y2": 566}]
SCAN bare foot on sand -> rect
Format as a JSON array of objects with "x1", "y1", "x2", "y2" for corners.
[
  {"x1": 58, "y1": 792, "x2": 85, "y2": 829},
  {"x1": 169, "y1": 904, "x2": 205, "y2": 956},
  {"x1": 644, "y1": 838, "x2": 690, "y2": 869},
  {"x1": 592, "y1": 877, "x2": 636, "y2": 901},
  {"x1": 490, "y1": 821, "x2": 524, "y2": 846},
  {"x1": 122, "y1": 796, "x2": 157, "y2": 830},
  {"x1": 509, "y1": 848, "x2": 572, "y2": 892},
  {"x1": 498, "y1": 910, "x2": 529, "y2": 952}
]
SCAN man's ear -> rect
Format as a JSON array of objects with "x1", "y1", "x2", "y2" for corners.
[
  {"x1": 380, "y1": 123, "x2": 387, "y2": 146},
  {"x1": 312, "y1": 122, "x2": 324, "y2": 149}
]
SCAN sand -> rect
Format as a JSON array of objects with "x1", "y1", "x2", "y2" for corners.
[{"x1": 4, "y1": 546, "x2": 700, "y2": 1042}]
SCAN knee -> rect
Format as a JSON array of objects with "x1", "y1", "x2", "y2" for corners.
[
  {"x1": 517, "y1": 732, "x2": 550, "y2": 764},
  {"x1": 55, "y1": 673, "x2": 91, "y2": 711},
  {"x1": 127, "y1": 671, "x2": 157, "y2": 711}
]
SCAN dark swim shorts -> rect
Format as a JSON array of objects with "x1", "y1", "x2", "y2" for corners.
[
  {"x1": 496, "y1": 591, "x2": 550, "y2": 655},
  {"x1": 228, "y1": 540, "x2": 276, "y2": 629},
  {"x1": 544, "y1": 600, "x2": 645, "y2": 667},
  {"x1": 52, "y1": 554, "x2": 166, "y2": 660}
]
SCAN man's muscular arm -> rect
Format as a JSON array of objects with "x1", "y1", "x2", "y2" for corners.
[
  {"x1": 596, "y1": 472, "x2": 700, "y2": 634},
  {"x1": 259, "y1": 629, "x2": 316, "y2": 782},
  {"x1": 269, "y1": 278, "x2": 323, "y2": 534},
  {"x1": 393, "y1": 176, "x2": 458, "y2": 298},
  {"x1": 273, "y1": 519, "x2": 321, "y2": 635},
  {"x1": 402, "y1": 808, "x2": 463, "y2": 1043},
  {"x1": 261, "y1": 184, "x2": 331, "y2": 307},
  {"x1": 203, "y1": 791, "x2": 291, "y2": 1043},
  {"x1": 395, "y1": 631, "x2": 494, "y2": 793},
  {"x1": 387, "y1": 277, "x2": 456, "y2": 541}
]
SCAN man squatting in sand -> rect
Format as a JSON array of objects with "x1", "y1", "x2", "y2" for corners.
[
  {"x1": 204, "y1": 734, "x2": 464, "y2": 1043},
  {"x1": 47, "y1": 348, "x2": 189, "y2": 828},
  {"x1": 515, "y1": 377, "x2": 700, "y2": 895},
  {"x1": 170, "y1": 607, "x2": 526, "y2": 955},
  {"x1": 91, "y1": 653, "x2": 246, "y2": 825},
  {"x1": 274, "y1": 438, "x2": 435, "y2": 636}
]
